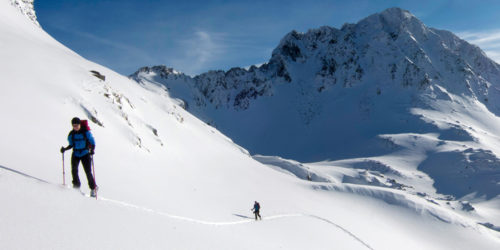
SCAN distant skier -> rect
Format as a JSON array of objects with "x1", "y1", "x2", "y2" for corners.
[
  {"x1": 252, "y1": 201, "x2": 262, "y2": 220},
  {"x1": 60, "y1": 117, "x2": 98, "y2": 197}
]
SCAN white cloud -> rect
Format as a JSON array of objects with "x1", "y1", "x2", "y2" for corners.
[
  {"x1": 170, "y1": 30, "x2": 228, "y2": 76},
  {"x1": 457, "y1": 30, "x2": 500, "y2": 63},
  {"x1": 169, "y1": 30, "x2": 272, "y2": 76},
  {"x1": 188, "y1": 31, "x2": 218, "y2": 65}
]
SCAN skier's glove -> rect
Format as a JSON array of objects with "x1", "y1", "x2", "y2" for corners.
[
  {"x1": 60, "y1": 146, "x2": 72, "y2": 153},
  {"x1": 90, "y1": 146, "x2": 95, "y2": 155}
]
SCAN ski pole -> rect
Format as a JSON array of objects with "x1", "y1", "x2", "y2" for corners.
[
  {"x1": 62, "y1": 152, "x2": 66, "y2": 185},
  {"x1": 91, "y1": 155, "x2": 98, "y2": 199}
]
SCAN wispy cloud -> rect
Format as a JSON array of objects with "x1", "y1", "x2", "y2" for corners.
[
  {"x1": 169, "y1": 30, "x2": 271, "y2": 75},
  {"x1": 187, "y1": 31, "x2": 220, "y2": 67},
  {"x1": 457, "y1": 30, "x2": 500, "y2": 63},
  {"x1": 51, "y1": 25, "x2": 154, "y2": 64},
  {"x1": 168, "y1": 30, "x2": 226, "y2": 76}
]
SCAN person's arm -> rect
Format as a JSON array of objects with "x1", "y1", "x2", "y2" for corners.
[
  {"x1": 86, "y1": 131, "x2": 95, "y2": 146},
  {"x1": 60, "y1": 133, "x2": 74, "y2": 153},
  {"x1": 86, "y1": 131, "x2": 96, "y2": 154},
  {"x1": 68, "y1": 133, "x2": 74, "y2": 147}
]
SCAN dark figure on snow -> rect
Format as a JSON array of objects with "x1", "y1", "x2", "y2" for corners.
[
  {"x1": 60, "y1": 117, "x2": 98, "y2": 197},
  {"x1": 252, "y1": 201, "x2": 262, "y2": 220}
]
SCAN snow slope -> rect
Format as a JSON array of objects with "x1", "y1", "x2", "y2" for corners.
[{"x1": 1, "y1": 2, "x2": 500, "y2": 249}]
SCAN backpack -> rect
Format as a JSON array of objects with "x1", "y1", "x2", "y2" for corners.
[{"x1": 80, "y1": 119, "x2": 91, "y2": 131}]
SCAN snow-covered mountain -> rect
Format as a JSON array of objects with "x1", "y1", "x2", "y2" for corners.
[
  {"x1": 132, "y1": 8, "x2": 500, "y2": 202},
  {"x1": 132, "y1": 8, "x2": 500, "y2": 160},
  {"x1": 2, "y1": 2, "x2": 500, "y2": 249}
]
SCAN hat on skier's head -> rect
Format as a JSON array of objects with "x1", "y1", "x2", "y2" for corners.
[{"x1": 71, "y1": 117, "x2": 81, "y2": 125}]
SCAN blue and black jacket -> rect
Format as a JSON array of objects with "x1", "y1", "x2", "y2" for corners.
[
  {"x1": 68, "y1": 129, "x2": 95, "y2": 157},
  {"x1": 253, "y1": 203, "x2": 260, "y2": 212}
]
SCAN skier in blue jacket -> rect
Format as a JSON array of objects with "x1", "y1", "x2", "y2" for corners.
[
  {"x1": 252, "y1": 201, "x2": 262, "y2": 220},
  {"x1": 60, "y1": 117, "x2": 97, "y2": 196}
]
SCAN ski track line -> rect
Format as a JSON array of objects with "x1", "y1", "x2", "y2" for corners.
[
  {"x1": 98, "y1": 197, "x2": 374, "y2": 250},
  {"x1": 0, "y1": 165, "x2": 373, "y2": 250}
]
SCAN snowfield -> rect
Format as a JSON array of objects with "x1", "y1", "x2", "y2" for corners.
[{"x1": 1, "y1": 1, "x2": 500, "y2": 249}]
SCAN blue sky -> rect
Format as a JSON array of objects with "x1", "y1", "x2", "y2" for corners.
[{"x1": 35, "y1": 0, "x2": 500, "y2": 76}]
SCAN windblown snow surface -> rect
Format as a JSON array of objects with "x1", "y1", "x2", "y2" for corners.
[{"x1": 0, "y1": 1, "x2": 499, "y2": 249}]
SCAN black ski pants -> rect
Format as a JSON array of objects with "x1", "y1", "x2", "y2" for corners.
[
  {"x1": 71, "y1": 153, "x2": 96, "y2": 189},
  {"x1": 254, "y1": 211, "x2": 262, "y2": 220}
]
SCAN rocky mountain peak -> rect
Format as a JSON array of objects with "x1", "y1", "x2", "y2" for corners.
[
  {"x1": 130, "y1": 65, "x2": 191, "y2": 84},
  {"x1": 129, "y1": 7, "x2": 500, "y2": 165},
  {"x1": 132, "y1": 7, "x2": 500, "y2": 117},
  {"x1": 134, "y1": 65, "x2": 183, "y2": 77},
  {"x1": 10, "y1": 0, "x2": 39, "y2": 26},
  {"x1": 364, "y1": 7, "x2": 421, "y2": 28}
]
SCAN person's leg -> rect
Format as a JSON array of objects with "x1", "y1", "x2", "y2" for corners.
[
  {"x1": 71, "y1": 154, "x2": 81, "y2": 188},
  {"x1": 81, "y1": 154, "x2": 96, "y2": 190},
  {"x1": 254, "y1": 212, "x2": 258, "y2": 220}
]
